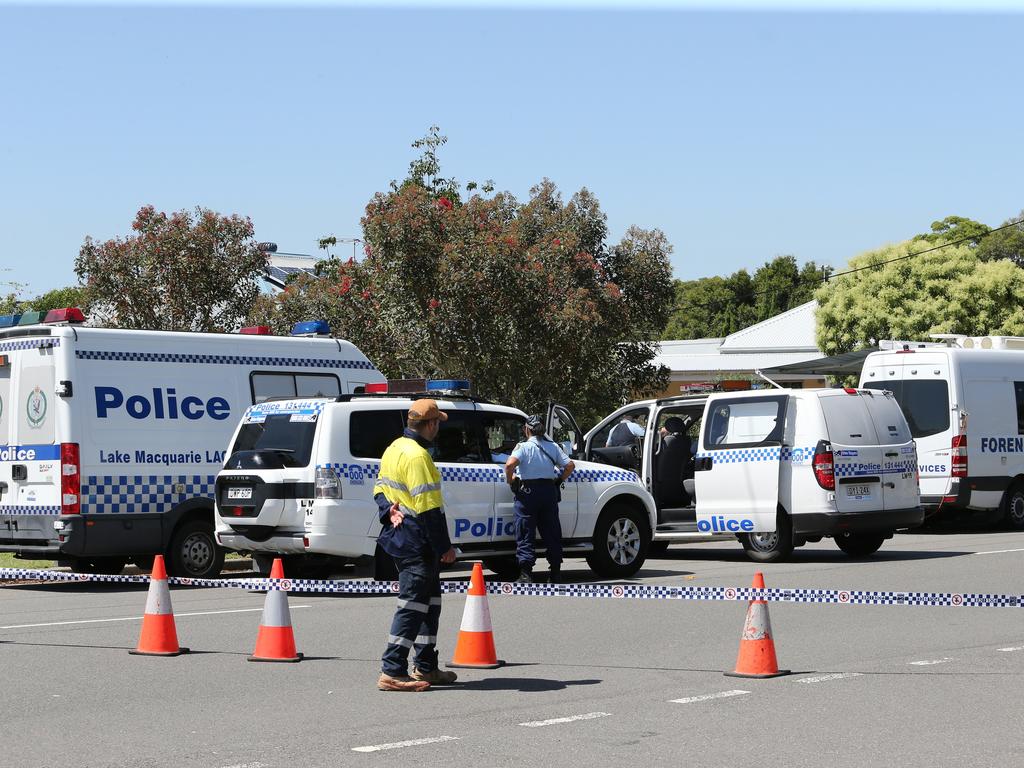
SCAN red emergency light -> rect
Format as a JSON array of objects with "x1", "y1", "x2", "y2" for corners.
[
  {"x1": 44, "y1": 307, "x2": 85, "y2": 324},
  {"x1": 239, "y1": 326, "x2": 272, "y2": 335},
  {"x1": 364, "y1": 382, "x2": 389, "y2": 393}
]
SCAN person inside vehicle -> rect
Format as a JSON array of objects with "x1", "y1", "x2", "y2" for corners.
[{"x1": 606, "y1": 412, "x2": 646, "y2": 447}]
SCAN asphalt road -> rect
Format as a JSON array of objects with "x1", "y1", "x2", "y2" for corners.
[{"x1": 3, "y1": 525, "x2": 1024, "y2": 768}]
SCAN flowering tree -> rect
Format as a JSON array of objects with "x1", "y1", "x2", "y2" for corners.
[
  {"x1": 253, "y1": 134, "x2": 674, "y2": 423},
  {"x1": 75, "y1": 206, "x2": 267, "y2": 332}
]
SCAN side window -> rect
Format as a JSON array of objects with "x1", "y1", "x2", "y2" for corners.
[
  {"x1": 1015, "y1": 382, "x2": 1024, "y2": 435},
  {"x1": 349, "y1": 410, "x2": 404, "y2": 459},
  {"x1": 549, "y1": 406, "x2": 580, "y2": 457},
  {"x1": 251, "y1": 372, "x2": 341, "y2": 404},
  {"x1": 703, "y1": 397, "x2": 786, "y2": 449},
  {"x1": 480, "y1": 413, "x2": 527, "y2": 464},
  {"x1": 432, "y1": 411, "x2": 486, "y2": 463},
  {"x1": 296, "y1": 374, "x2": 341, "y2": 398}
]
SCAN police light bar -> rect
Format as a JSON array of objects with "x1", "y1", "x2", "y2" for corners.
[
  {"x1": 290, "y1": 320, "x2": 330, "y2": 336},
  {"x1": 239, "y1": 325, "x2": 272, "y2": 335},
  {"x1": 364, "y1": 382, "x2": 389, "y2": 393},
  {"x1": 0, "y1": 313, "x2": 21, "y2": 328},
  {"x1": 18, "y1": 310, "x2": 45, "y2": 325},
  {"x1": 43, "y1": 307, "x2": 85, "y2": 324},
  {"x1": 425, "y1": 379, "x2": 472, "y2": 394}
]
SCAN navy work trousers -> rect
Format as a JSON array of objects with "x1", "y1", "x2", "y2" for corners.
[
  {"x1": 381, "y1": 554, "x2": 442, "y2": 677},
  {"x1": 513, "y1": 482, "x2": 563, "y2": 568}
]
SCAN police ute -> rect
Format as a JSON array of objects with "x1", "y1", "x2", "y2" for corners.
[
  {"x1": 861, "y1": 335, "x2": 1024, "y2": 528},
  {"x1": 583, "y1": 386, "x2": 924, "y2": 562},
  {"x1": 0, "y1": 308, "x2": 384, "y2": 576},
  {"x1": 214, "y1": 380, "x2": 657, "y2": 579}
]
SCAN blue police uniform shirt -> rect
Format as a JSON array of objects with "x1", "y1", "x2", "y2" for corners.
[{"x1": 511, "y1": 436, "x2": 571, "y2": 480}]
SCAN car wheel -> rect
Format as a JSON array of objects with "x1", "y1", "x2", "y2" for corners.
[
  {"x1": 483, "y1": 555, "x2": 520, "y2": 582},
  {"x1": 167, "y1": 518, "x2": 225, "y2": 578},
  {"x1": 739, "y1": 511, "x2": 793, "y2": 563},
  {"x1": 1002, "y1": 483, "x2": 1024, "y2": 530},
  {"x1": 586, "y1": 504, "x2": 649, "y2": 578},
  {"x1": 835, "y1": 532, "x2": 886, "y2": 557},
  {"x1": 71, "y1": 557, "x2": 128, "y2": 575}
]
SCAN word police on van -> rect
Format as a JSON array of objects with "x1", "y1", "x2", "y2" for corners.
[
  {"x1": 861, "y1": 334, "x2": 1024, "y2": 529},
  {"x1": 0, "y1": 309, "x2": 384, "y2": 577},
  {"x1": 581, "y1": 386, "x2": 923, "y2": 562},
  {"x1": 214, "y1": 380, "x2": 657, "y2": 579}
]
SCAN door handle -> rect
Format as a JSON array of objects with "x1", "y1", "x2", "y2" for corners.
[
  {"x1": 12, "y1": 465, "x2": 27, "y2": 481},
  {"x1": 694, "y1": 457, "x2": 713, "y2": 472},
  {"x1": 884, "y1": 482, "x2": 895, "y2": 489},
  {"x1": 885, "y1": 452, "x2": 899, "y2": 458}
]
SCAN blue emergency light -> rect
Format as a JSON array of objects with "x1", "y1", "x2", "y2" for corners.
[
  {"x1": 0, "y1": 313, "x2": 21, "y2": 328},
  {"x1": 290, "y1": 320, "x2": 330, "y2": 336},
  {"x1": 425, "y1": 379, "x2": 472, "y2": 394}
]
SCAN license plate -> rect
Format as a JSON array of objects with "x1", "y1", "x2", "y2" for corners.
[
  {"x1": 845, "y1": 485, "x2": 871, "y2": 498},
  {"x1": 227, "y1": 487, "x2": 253, "y2": 500}
]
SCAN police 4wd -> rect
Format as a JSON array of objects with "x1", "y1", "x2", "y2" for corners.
[
  {"x1": 214, "y1": 381, "x2": 657, "y2": 578},
  {"x1": 584, "y1": 386, "x2": 924, "y2": 562}
]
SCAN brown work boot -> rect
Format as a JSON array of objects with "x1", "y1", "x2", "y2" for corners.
[
  {"x1": 378, "y1": 673, "x2": 430, "y2": 692},
  {"x1": 411, "y1": 667, "x2": 458, "y2": 685}
]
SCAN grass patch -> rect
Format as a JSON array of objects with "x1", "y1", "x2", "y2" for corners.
[{"x1": 0, "y1": 552, "x2": 56, "y2": 569}]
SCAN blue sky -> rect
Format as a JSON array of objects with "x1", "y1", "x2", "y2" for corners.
[{"x1": 2, "y1": 1, "x2": 1023, "y2": 298}]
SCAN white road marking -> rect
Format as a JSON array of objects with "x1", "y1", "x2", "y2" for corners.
[
  {"x1": 519, "y1": 712, "x2": 611, "y2": 728},
  {"x1": 351, "y1": 736, "x2": 459, "y2": 753},
  {"x1": 997, "y1": 646, "x2": 1024, "y2": 652},
  {"x1": 220, "y1": 763, "x2": 268, "y2": 768},
  {"x1": 795, "y1": 673, "x2": 863, "y2": 684},
  {"x1": 909, "y1": 658, "x2": 954, "y2": 666},
  {"x1": 973, "y1": 548, "x2": 1024, "y2": 555},
  {"x1": 670, "y1": 690, "x2": 751, "y2": 704},
  {"x1": 0, "y1": 605, "x2": 310, "y2": 630}
]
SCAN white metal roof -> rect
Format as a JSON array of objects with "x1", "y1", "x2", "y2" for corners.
[{"x1": 718, "y1": 300, "x2": 819, "y2": 353}]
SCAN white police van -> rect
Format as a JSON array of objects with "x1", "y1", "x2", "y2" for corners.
[
  {"x1": 860, "y1": 335, "x2": 1024, "y2": 528},
  {"x1": 583, "y1": 387, "x2": 923, "y2": 562},
  {"x1": 214, "y1": 381, "x2": 657, "y2": 579},
  {"x1": 0, "y1": 308, "x2": 384, "y2": 576}
]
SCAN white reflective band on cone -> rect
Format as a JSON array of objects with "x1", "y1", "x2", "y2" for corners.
[
  {"x1": 144, "y1": 581, "x2": 173, "y2": 615},
  {"x1": 741, "y1": 602, "x2": 772, "y2": 641},
  {"x1": 459, "y1": 595, "x2": 493, "y2": 633},
  {"x1": 261, "y1": 590, "x2": 292, "y2": 628}
]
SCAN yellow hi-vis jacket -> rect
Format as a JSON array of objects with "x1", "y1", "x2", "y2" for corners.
[{"x1": 374, "y1": 436, "x2": 444, "y2": 514}]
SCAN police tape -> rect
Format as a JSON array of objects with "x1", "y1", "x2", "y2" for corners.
[{"x1": 0, "y1": 567, "x2": 1021, "y2": 608}]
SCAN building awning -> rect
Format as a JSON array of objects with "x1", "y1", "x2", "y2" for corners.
[{"x1": 761, "y1": 348, "x2": 877, "y2": 377}]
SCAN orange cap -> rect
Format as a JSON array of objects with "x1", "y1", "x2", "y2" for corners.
[{"x1": 409, "y1": 399, "x2": 448, "y2": 422}]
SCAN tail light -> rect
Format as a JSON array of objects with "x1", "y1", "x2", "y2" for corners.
[
  {"x1": 315, "y1": 467, "x2": 341, "y2": 499},
  {"x1": 60, "y1": 442, "x2": 80, "y2": 514},
  {"x1": 812, "y1": 440, "x2": 835, "y2": 490},
  {"x1": 951, "y1": 434, "x2": 967, "y2": 478}
]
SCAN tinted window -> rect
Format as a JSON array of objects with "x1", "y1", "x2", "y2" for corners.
[
  {"x1": 296, "y1": 374, "x2": 341, "y2": 398},
  {"x1": 819, "y1": 395, "x2": 878, "y2": 446},
  {"x1": 432, "y1": 411, "x2": 486, "y2": 463},
  {"x1": 480, "y1": 412, "x2": 526, "y2": 463},
  {"x1": 231, "y1": 414, "x2": 316, "y2": 467},
  {"x1": 863, "y1": 380, "x2": 949, "y2": 438},
  {"x1": 703, "y1": 396, "x2": 786, "y2": 449},
  {"x1": 349, "y1": 410, "x2": 404, "y2": 459},
  {"x1": 251, "y1": 372, "x2": 341, "y2": 404},
  {"x1": 1015, "y1": 382, "x2": 1024, "y2": 434}
]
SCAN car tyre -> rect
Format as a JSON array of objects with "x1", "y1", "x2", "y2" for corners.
[
  {"x1": 1002, "y1": 482, "x2": 1024, "y2": 530},
  {"x1": 586, "y1": 504, "x2": 649, "y2": 578},
  {"x1": 834, "y1": 531, "x2": 886, "y2": 558},
  {"x1": 167, "y1": 518, "x2": 225, "y2": 578},
  {"x1": 739, "y1": 510, "x2": 794, "y2": 563}
]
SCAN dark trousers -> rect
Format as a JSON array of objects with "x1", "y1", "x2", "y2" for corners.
[
  {"x1": 381, "y1": 554, "x2": 442, "y2": 676},
  {"x1": 513, "y1": 482, "x2": 563, "y2": 568}
]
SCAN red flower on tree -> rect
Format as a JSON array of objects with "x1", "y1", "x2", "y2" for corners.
[
  {"x1": 437, "y1": 197, "x2": 453, "y2": 211},
  {"x1": 339, "y1": 276, "x2": 353, "y2": 294},
  {"x1": 428, "y1": 298, "x2": 440, "y2": 310}
]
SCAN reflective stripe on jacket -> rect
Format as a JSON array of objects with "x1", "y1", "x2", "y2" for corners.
[{"x1": 373, "y1": 436, "x2": 444, "y2": 515}]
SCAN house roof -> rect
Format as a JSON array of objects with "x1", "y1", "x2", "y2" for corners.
[{"x1": 718, "y1": 300, "x2": 819, "y2": 353}]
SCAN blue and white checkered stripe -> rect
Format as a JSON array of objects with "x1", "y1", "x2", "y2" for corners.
[
  {"x1": 1, "y1": 505, "x2": 61, "y2": 516},
  {"x1": 81, "y1": 474, "x2": 216, "y2": 514},
  {"x1": 834, "y1": 461, "x2": 916, "y2": 478},
  {"x1": 570, "y1": 467, "x2": 640, "y2": 484},
  {"x1": 0, "y1": 568, "x2": 1021, "y2": 608},
  {"x1": 319, "y1": 462, "x2": 637, "y2": 486},
  {"x1": 0, "y1": 338, "x2": 60, "y2": 353},
  {"x1": 697, "y1": 446, "x2": 817, "y2": 464},
  {"x1": 75, "y1": 350, "x2": 376, "y2": 370}
]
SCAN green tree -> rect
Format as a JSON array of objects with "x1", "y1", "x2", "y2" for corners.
[
  {"x1": 252, "y1": 133, "x2": 673, "y2": 424},
  {"x1": 815, "y1": 239, "x2": 1024, "y2": 356},
  {"x1": 22, "y1": 286, "x2": 88, "y2": 314},
  {"x1": 978, "y1": 209, "x2": 1024, "y2": 267},
  {"x1": 75, "y1": 206, "x2": 267, "y2": 332},
  {"x1": 916, "y1": 215, "x2": 991, "y2": 248}
]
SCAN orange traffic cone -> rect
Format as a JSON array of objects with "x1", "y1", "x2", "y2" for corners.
[
  {"x1": 448, "y1": 562, "x2": 504, "y2": 669},
  {"x1": 129, "y1": 554, "x2": 188, "y2": 656},
  {"x1": 725, "y1": 572, "x2": 789, "y2": 678},
  {"x1": 248, "y1": 558, "x2": 302, "y2": 663}
]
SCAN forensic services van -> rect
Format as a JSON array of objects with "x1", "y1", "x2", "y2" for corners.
[
  {"x1": 213, "y1": 381, "x2": 657, "y2": 579},
  {"x1": 583, "y1": 386, "x2": 923, "y2": 562},
  {"x1": 0, "y1": 309, "x2": 384, "y2": 576},
  {"x1": 860, "y1": 335, "x2": 1024, "y2": 528}
]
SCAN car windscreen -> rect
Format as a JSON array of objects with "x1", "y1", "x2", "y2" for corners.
[
  {"x1": 863, "y1": 380, "x2": 950, "y2": 438},
  {"x1": 231, "y1": 414, "x2": 317, "y2": 467}
]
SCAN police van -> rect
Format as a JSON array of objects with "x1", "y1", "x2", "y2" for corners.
[
  {"x1": 582, "y1": 387, "x2": 923, "y2": 562},
  {"x1": 213, "y1": 381, "x2": 657, "y2": 579},
  {"x1": 0, "y1": 309, "x2": 384, "y2": 577},
  {"x1": 860, "y1": 335, "x2": 1024, "y2": 528}
]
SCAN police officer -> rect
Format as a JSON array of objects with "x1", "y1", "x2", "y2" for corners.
[
  {"x1": 373, "y1": 398, "x2": 459, "y2": 692},
  {"x1": 504, "y1": 414, "x2": 575, "y2": 584}
]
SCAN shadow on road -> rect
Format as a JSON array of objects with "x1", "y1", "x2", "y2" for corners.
[{"x1": 437, "y1": 676, "x2": 602, "y2": 692}]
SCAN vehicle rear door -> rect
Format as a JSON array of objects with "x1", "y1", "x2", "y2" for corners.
[
  {"x1": 2, "y1": 343, "x2": 61, "y2": 546},
  {"x1": 694, "y1": 394, "x2": 788, "y2": 533},
  {"x1": 860, "y1": 389, "x2": 919, "y2": 511},
  {"x1": 818, "y1": 390, "x2": 888, "y2": 513}
]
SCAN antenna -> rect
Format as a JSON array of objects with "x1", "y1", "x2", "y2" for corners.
[{"x1": 754, "y1": 369, "x2": 784, "y2": 390}]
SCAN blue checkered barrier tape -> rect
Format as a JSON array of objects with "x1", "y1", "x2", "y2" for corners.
[
  {"x1": 1, "y1": 568, "x2": 1020, "y2": 608},
  {"x1": 74, "y1": 350, "x2": 376, "y2": 369},
  {"x1": 0, "y1": 338, "x2": 61, "y2": 353}
]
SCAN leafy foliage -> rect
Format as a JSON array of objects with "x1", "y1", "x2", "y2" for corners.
[
  {"x1": 0, "y1": 285, "x2": 87, "y2": 317},
  {"x1": 252, "y1": 132, "x2": 674, "y2": 424},
  {"x1": 814, "y1": 239, "x2": 1024, "y2": 355},
  {"x1": 916, "y1": 215, "x2": 991, "y2": 249},
  {"x1": 75, "y1": 206, "x2": 267, "y2": 331},
  {"x1": 978, "y1": 209, "x2": 1024, "y2": 267}
]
